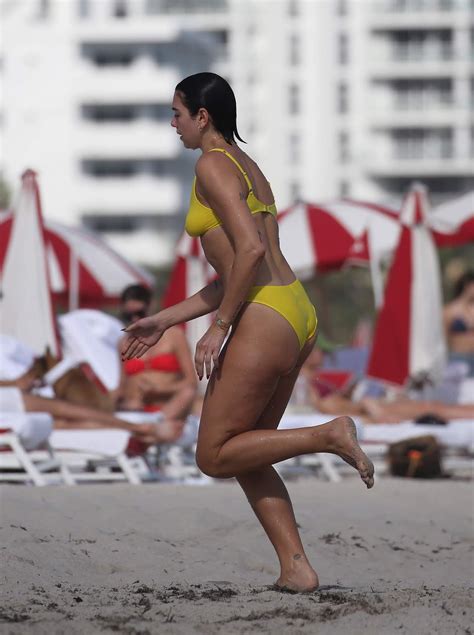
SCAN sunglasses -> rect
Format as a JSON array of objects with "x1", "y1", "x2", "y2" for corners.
[{"x1": 121, "y1": 309, "x2": 147, "y2": 323}]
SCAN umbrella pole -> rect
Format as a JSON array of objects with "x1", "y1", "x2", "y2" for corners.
[
  {"x1": 368, "y1": 229, "x2": 384, "y2": 309},
  {"x1": 69, "y1": 247, "x2": 79, "y2": 311}
]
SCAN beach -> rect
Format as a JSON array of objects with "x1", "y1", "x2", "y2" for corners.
[{"x1": 1, "y1": 476, "x2": 472, "y2": 634}]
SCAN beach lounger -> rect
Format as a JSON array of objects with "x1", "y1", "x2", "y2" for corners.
[
  {"x1": 50, "y1": 429, "x2": 142, "y2": 485},
  {"x1": 0, "y1": 387, "x2": 63, "y2": 485}
]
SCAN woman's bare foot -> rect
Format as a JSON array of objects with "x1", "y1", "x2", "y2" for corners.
[
  {"x1": 324, "y1": 416, "x2": 375, "y2": 489},
  {"x1": 276, "y1": 556, "x2": 319, "y2": 592}
]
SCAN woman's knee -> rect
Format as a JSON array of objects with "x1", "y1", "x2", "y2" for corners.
[{"x1": 195, "y1": 444, "x2": 233, "y2": 479}]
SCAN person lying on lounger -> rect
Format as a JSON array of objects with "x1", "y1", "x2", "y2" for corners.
[
  {"x1": 300, "y1": 344, "x2": 474, "y2": 424},
  {"x1": 0, "y1": 358, "x2": 181, "y2": 445}
]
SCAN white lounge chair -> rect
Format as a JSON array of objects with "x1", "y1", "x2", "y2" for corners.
[{"x1": 0, "y1": 387, "x2": 67, "y2": 485}]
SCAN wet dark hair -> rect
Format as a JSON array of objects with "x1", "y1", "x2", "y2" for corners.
[
  {"x1": 453, "y1": 271, "x2": 474, "y2": 299},
  {"x1": 175, "y1": 72, "x2": 245, "y2": 144},
  {"x1": 120, "y1": 284, "x2": 152, "y2": 305}
]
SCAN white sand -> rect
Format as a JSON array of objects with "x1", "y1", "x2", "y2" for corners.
[{"x1": 0, "y1": 476, "x2": 472, "y2": 634}]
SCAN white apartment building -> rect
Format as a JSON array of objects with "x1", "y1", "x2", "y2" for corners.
[
  {"x1": 1, "y1": 0, "x2": 472, "y2": 268},
  {"x1": 352, "y1": 0, "x2": 474, "y2": 202},
  {"x1": 1, "y1": 0, "x2": 230, "y2": 265},
  {"x1": 231, "y1": 0, "x2": 473, "y2": 206}
]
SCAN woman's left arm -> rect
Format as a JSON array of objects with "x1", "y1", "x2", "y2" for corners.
[{"x1": 193, "y1": 153, "x2": 266, "y2": 378}]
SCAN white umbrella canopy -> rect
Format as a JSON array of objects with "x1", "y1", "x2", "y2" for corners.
[
  {"x1": 0, "y1": 170, "x2": 60, "y2": 356},
  {"x1": 367, "y1": 185, "x2": 447, "y2": 386}
]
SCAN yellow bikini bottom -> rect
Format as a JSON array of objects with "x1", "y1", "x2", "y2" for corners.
[{"x1": 246, "y1": 279, "x2": 318, "y2": 350}]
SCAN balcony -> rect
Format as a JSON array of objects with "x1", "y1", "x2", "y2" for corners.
[
  {"x1": 369, "y1": 105, "x2": 470, "y2": 127},
  {"x1": 365, "y1": 156, "x2": 474, "y2": 177},
  {"x1": 75, "y1": 8, "x2": 229, "y2": 40},
  {"x1": 370, "y1": 1, "x2": 472, "y2": 29},
  {"x1": 369, "y1": 57, "x2": 460, "y2": 79},
  {"x1": 75, "y1": 60, "x2": 179, "y2": 103},
  {"x1": 76, "y1": 121, "x2": 180, "y2": 159},
  {"x1": 76, "y1": 175, "x2": 181, "y2": 214}
]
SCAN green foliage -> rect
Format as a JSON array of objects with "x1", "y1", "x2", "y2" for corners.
[
  {"x1": 0, "y1": 175, "x2": 11, "y2": 209},
  {"x1": 302, "y1": 267, "x2": 376, "y2": 346},
  {"x1": 300, "y1": 245, "x2": 473, "y2": 346}
]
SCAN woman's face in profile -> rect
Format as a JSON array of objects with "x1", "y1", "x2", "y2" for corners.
[{"x1": 171, "y1": 92, "x2": 199, "y2": 149}]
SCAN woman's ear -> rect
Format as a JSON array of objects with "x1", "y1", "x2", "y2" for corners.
[{"x1": 197, "y1": 107, "x2": 210, "y2": 130}]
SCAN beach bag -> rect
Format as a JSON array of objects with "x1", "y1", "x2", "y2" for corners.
[{"x1": 387, "y1": 435, "x2": 443, "y2": 478}]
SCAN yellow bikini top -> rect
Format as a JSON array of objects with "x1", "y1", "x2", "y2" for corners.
[{"x1": 185, "y1": 148, "x2": 277, "y2": 238}]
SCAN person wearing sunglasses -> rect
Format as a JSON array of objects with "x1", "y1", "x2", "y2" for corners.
[{"x1": 116, "y1": 285, "x2": 197, "y2": 443}]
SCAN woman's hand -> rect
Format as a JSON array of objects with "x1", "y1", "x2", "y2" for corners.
[
  {"x1": 194, "y1": 323, "x2": 228, "y2": 380},
  {"x1": 121, "y1": 314, "x2": 166, "y2": 360}
]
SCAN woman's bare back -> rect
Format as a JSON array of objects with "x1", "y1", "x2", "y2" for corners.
[{"x1": 196, "y1": 147, "x2": 295, "y2": 288}]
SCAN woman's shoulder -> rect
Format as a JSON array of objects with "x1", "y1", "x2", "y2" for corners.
[{"x1": 195, "y1": 150, "x2": 229, "y2": 175}]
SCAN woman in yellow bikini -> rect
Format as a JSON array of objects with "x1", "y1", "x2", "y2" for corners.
[{"x1": 122, "y1": 72, "x2": 374, "y2": 592}]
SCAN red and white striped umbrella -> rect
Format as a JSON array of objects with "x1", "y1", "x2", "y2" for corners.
[
  {"x1": 367, "y1": 185, "x2": 447, "y2": 386},
  {"x1": 429, "y1": 190, "x2": 474, "y2": 247},
  {"x1": 277, "y1": 199, "x2": 400, "y2": 276},
  {"x1": 0, "y1": 209, "x2": 154, "y2": 309}
]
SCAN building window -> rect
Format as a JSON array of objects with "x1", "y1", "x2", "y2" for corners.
[
  {"x1": 290, "y1": 181, "x2": 301, "y2": 202},
  {"x1": 337, "y1": 0, "x2": 347, "y2": 15},
  {"x1": 339, "y1": 131, "x2": 350, "y2": 163},
  {"x1": 393, "y1": 78, "x2": 452, "y2": 110},
  {"x1": 37, "y1": 0, "x2": 50, "y2": 18},
  {"x1": 288, "y1": 0, "x2": 299, "y2": 17},
  {"x1": 81, "y1": 103, "x2": 170, "y2": 122},
  {"x1": 113, "y1": 0, "x2": 128, "y2": 18},
  {"x1": 289, "y1": 84, "x2": 300, "y2": 115},
  {"x1": 78, "y1": 0, "x2": 89, "y2": 18},
  {"x1": 338, "y1": 32, "x2": 349, "y2": 64},
  {"x1": 339, "y1": 180, "x2": 350, "y2": 197},
  {"x1": 393, "y1": 129, "x2": 453, "y2": 160},
  {"x1": 289, "y1": 33, "x2": 300, "y2": 66},
  {"x1": 337, "y1": 82, "x2": 348, "y2": 114},
  {"x1": 392, "y1": 30, "x2": 453, "y2": 62},
  {"x1": 289, "y1": 132, "x2": 301, "y2": 164}
]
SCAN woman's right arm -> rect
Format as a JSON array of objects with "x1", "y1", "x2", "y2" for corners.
[
  {"x1": 160, "y1": 278, "x2": 224, "y2": 329},
  {"x1": 121, "y1": 279, "x2": 224, "y2": 360}
]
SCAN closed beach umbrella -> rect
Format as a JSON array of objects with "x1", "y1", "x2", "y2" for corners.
[
  {"x1": 162, "y1": 233, "x2": 216, "y2": 353},
  {"x1": 367, "y1": 185, "x2": 447, "y2": 386},
  {"x1": 0, "y1": 170, "x2": 61, "y2": 356}
]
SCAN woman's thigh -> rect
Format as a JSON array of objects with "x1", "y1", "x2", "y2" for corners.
[
  {"x1": 255, "y1": 333, "x2": 316, "y2": 431},
  {"x1": 197, "y1": 303, "x2": 301, "y2": 453}
]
